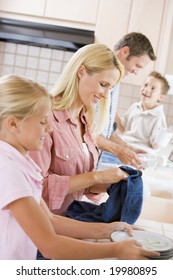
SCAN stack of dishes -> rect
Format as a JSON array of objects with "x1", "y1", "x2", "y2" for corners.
[{"x1": 111, "y1": 230, "x2": 173, "y2": 259}]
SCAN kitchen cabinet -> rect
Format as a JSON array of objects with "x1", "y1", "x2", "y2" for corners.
[
  {"x1": 0, "y1": 0, "x2": 172, "y2": 85},
  {"x1": 0, "y1": 0, "x2": 46, "y2": 17},
  {"x1": 123, "y1": 0, "x2": 165, "y2": 85},
  {"x1": 45, "y1": 0, "x2": 99, "y2": 25},
  {"x1": 166, "y1": 25, "x2": 173, "y2": 75},
  {"x1": 95, "y1": 0, "x2": 173, "y2": 85},
  {"x1": 0, "y1": 0, "x2": 100, "y2": 30}
]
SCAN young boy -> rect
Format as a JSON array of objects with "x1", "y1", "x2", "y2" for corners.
[
  {"x1": 99, "y1": 71, "x2": 170, "y2": 166},
  {"x1": 116, "y1": 71, "x2": 170, "y2": 152}
]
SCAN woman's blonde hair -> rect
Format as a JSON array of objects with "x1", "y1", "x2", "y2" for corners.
[
  {"x1": 0, "y1": 74, "x2": 52, "y2": 124},
  {"x1": 51, "y1": 43, "x2": 124, "y2": 135}
]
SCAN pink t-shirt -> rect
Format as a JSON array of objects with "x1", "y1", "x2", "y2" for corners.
[
  {"x1": 0, "y1": 141, "x2": 42, "y2": 260},
  {"x1": 30, "y1": 109, "x2": 100, "y2": 215}
]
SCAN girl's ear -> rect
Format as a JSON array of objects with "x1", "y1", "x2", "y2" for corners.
[
  {"x1": 77, "y1": 64, "x2": 86, "y2": 78},
  {"x1": 6, "y1": 116, "x2": 19, "y2": 132}
]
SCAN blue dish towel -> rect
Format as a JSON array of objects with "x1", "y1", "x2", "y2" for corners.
[{"x1": 66, "y1": 166, "x2": 143, "y2": 224}]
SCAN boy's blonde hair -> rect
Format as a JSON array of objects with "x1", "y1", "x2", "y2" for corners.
[
  {"x1": 0, "y1": 74, "x2": 52, "y2": 124},
  {"x1": 149, "y1": 71, "x2": 170, "y2": 96},
  {"x1": 51, "y1": 43, "x2": 124, "y2": 135}
]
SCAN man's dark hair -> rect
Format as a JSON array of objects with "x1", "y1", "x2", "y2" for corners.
[{"x1": 114, "y1": 32, "x2": 157, "y2": 61}]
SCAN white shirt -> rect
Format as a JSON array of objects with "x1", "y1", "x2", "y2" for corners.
[
  {"x1": 119, "y1": 102, "x2": 167, "y2": 151},
  {"x1": 101, "y1": 85, "x2": 120, "y2": 138}
]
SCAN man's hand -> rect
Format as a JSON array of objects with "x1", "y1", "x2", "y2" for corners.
[{"x1": 96, "y1": 134, "x2": 143, "y2": 169}]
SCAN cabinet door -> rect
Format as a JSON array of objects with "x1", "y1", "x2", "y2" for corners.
[
  {"x1": 155, "y1": 0, "x2": 173, "y2": 75},
  {"x1": 123, "y1": 0, "x2": 165, "y2": 85},
  {"x1": 95, "y1": 0, "x2": 133, "y2": 48},
  {"x1": 0, "y1": 0, "x2": 46, "y2": 16},
  {"x1": 45, "y1": 0, "x2": 100, "y2": 24},
  {"x1": 123, "y1": 0, "x2": 173, "y2": 86}
]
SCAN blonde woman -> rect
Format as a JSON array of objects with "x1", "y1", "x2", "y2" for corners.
[
  {"x1": 30, "y1": 43, "x2": 129, "y2": 216},
  {"x1": 0, "y1": 74, "x2": 159, "y2": 260}
]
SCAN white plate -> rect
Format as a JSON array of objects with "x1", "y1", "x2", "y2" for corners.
[{"x1": 111, "y1": 230, "x2": 173, "y2": 252}]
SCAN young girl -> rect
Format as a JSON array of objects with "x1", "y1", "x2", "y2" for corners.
[{"x1": 0, "y1": 74, "x2": 159, "y2": 260}]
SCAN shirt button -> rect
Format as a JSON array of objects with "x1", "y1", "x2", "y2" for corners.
[{"x1": 65, "y1": 155, "x2": 69, "y2": 159}]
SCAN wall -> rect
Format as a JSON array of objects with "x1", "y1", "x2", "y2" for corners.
[
  {"x1": 0, "y1": 0, "x2": 173, "y2": 126},
  {"x1": 0, "y1": 0, "x2": 172, "y2": 82},
  {"x1": 95, "y1": 0, "x2": 173, "y2": 85},
  {"x1": 166, "y1": 23, "x2": 173, "y2": 75},
  {"x1": 0, "y1": 41, "x2": 74, "y2": 89}
]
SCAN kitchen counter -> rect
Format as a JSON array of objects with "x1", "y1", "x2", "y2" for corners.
[
  {"x1": 136, "y1": 218, "x2": 173, "y2": 241},
  {"x1": 84, "y1": 143, "x2": 173, "y2": 247},
  {"x1": 140, "y1": 143, "x2": 173, "y2": 223},
  {"x1": 87, "y1": 218, "x2": 173, "y2": 260},
  {"x1": 86, "y1": 218, "x2": 173, "y2": 244},
  {"x1": 142, "y1": 163, "x2": 173, "y2": 199}
]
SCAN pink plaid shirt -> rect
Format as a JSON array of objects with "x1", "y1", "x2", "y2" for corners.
[{"x1": 30, "y1": 109, "x2": 99, "y2": 215}]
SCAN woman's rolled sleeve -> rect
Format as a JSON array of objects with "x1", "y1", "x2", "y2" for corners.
[{"x1": 42, "y1": 174, "x2": 70, "y2": 212}]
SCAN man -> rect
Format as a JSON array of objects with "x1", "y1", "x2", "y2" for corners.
[{"x1": 96, "y1": 32, "x2": 157, "y2": 170}]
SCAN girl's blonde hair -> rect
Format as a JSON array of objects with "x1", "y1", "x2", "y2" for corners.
[
  {"x1": 51, "y1": 43, "x2": 124, "y2": 135},
  {"x1": 0, "y1": 74, "x2": 52, "y2": 124}
]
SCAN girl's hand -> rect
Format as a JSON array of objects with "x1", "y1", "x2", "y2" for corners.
[{"x1": 114, "y1": 239, "x2": 160, "y2": 260}]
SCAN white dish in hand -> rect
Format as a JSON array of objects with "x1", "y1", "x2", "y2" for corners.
[{"x1": 111, "y1": 230, "x2": 173, "y2": 252}]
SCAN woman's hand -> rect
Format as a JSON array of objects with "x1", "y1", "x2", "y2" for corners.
[
  {"x1": 101, "y1": 221, "x2": 144, "y2": 239},
  {"x1": 94, "y1": 167, "x2": 128, "y2": 185},
  {"x1": 109, "y1": 222, "x2": 144, "y2": 236},
  {"x1": 89, "y1": 167, "x2": 128, "y2": 193}
]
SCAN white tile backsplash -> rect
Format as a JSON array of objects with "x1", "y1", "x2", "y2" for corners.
[
  {"x1": 40, "y1": 47, "x2": 52, "y2": 59},
  {"x1": 64, "y1": 51, "x2": 74, "y2": 62},
  {"x1": 166, "y1": 74, "x2": 173, "y2": 95},
  {"x1": 0, "y1": 41, "x2": 173, "y2": 126},
  {"x1": 36, "y1": 70, "x2": 49, "y2": 85},
  {"x1": 28, "y1": 46, "x2": 40, "y2": 57},
  {"x1": 3, "y1": 53, "x2": 15, "y2": 65},
  {"x1": 5, "y1": 42, "x2": 16, "y2": 53},
  {"x1": 26, "y1": 56, "x2": 39, "y2": 69},
  {"x1": 38, "y1": 58, "x2": 50, "y2": 71},
  {"x1": 25, "y1": 69, "x2": 37, "y2": 80},
  {"x1": 0, "y1": 42, "x2": 5, "y2": 52},
  {"x1": 16, "y1": 44, "x2": 28, "y2": 55},
  {"x1": 52, "y1": 49, "x2": 64, "y2": 60},
  {"x1": 48, "y1": 72, "x2": 60, "y2": 85},
  {"x1": 13, "y1": 66, "x2": 26, "y2": 76},
  {"x1": 1, "y1": 65, "x2": 13, "y2": 76},
  {"x1": 15, "y1": 55, "x2": 27, "y2": 67},
  {"x1": 0, "y1": 41, "x2": 74, "y2": 89},
  {"x1": 50, "y1": 60, "x2": 62, "y2": 72}
]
